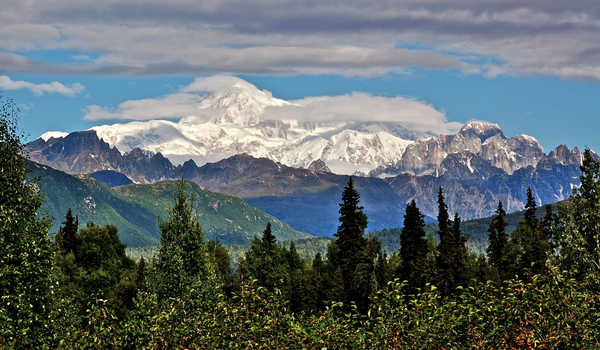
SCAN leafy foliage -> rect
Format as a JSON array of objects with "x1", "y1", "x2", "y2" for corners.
[{"x1": 0, "y1": 98, "x2": 55, "y2": 348}]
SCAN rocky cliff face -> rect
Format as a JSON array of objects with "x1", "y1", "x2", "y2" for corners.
[
  {"x1": 370, "y1": 121, "x2": 546, "y2": 177},
  {"x1": 27, "y1": 131, "x2": 177, "y2": 183}
]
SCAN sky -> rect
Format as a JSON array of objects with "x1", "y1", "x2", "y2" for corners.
[{"x1": 1, "y1": 1, "x2": 600, "y2": 152}]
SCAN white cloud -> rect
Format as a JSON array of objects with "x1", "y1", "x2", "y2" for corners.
[
  {"x1": 0, "y1": 75, "x2": 84, "y2": 96},
  {"x1": 84, "y1": 75, "x2": 460, "y2": 135},
  {"x1": 85, "y1": 92, "x2": 204, "y2": 120},
  {"x1": 266, "y1": 94, "x2": 460, "y2": 134}
]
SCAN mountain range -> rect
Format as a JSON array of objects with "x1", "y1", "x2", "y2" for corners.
[{"x1": 26, "y1": 131, "x2": 584, "y2": 236}]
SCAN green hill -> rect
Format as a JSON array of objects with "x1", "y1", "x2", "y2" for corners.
[
  {"x1": 113, "y1": 181, "x2": 311, "y2": 244},
  {"x1": 28, "y1": 161, "x2": 310, "y2": 247}
]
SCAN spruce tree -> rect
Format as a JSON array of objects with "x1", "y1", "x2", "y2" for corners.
[
  {"x1": 487, "y1": 200, "x2": 512, "y2": 279},
  {"x1": 0, "y1": 99, "x2": 55, "y2": 347},
  {"x1": 437, "y1": 187, "x2": 451, "y2": 242},
  {"x1": 399, "y1": 200, "x2": 428, "y2": 292},
  {"x1": 287, "y1": 241, "x2": 304, "y2": 312},
  {"x1": 155, "y1": 179, "x2": 209, "y2": 300},
  {"x1": 56, "y1": 208, "x2": 80, "y2": 254},
  {"x1": 524, "y1": 187, "x2": 538, "y2": 232},
  {"x1": 332, "y1": 177, "x2": 372, "y2": 312},
  {"x1": 436, "y1": 204, "x2": 467, "y2": 295},
  {"x1": 262, "y1": 222, "x2": 276, "y2": 251},
  {"x1": 451, "y1": 213, "x2": 467, "y2": 287},
  {"x1": 241, "y1": 224, "x2": 286, "y2": 293}
]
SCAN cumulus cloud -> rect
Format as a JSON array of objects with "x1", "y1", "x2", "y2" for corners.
[
  {"x1": 84, "y1": 75, "x2": 460, "y2": 135},
  {"x1": 0, "y1": 75, "x2": 84, "y2": 96}
]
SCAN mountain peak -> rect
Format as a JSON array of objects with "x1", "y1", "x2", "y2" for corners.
[
  {"x1": 39, "y1": 131, "x2": 68, "y2": 141},
  {"x1": 187, "y1": 78, "x2": 290, "y2": 127},
  {"x1": 459, "y1": 120, "x2": 501, "y2": 134},
  {"x1": 308, "y1": 159, "x2": 331, "y2": 173}
]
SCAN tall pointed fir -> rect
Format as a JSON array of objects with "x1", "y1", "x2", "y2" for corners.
[
  {"x1": 487, "y1": 200, "x2": 509, "y2": 279},
  {"x1": 513, "y1": 188, "x2": 550, "y2": 277},
  {"x1": 435, "y1": 187, "x2": 452, "y2": 294},
  {"x1": 262, "y1": 222, "x2": 276, "y2": 251},
  {"x1": 436, "y1": 189, "x2": 467, "y2": 295},
  {"x1": 332, "y1": 177, "x2": 373, "y2": 312},
  {"x1": 540, "y1": 204, "x2": 554, "y2": 244},
  {"x1": 155, "y1": 179, "x2": 209, "y2": 301},
  {"x1": 524, "y1": 187, "x2": 538, "y2": 232},
  {"x1": 55, "y1": 208, "x2": 80, "y2": 254},
  {"x1": 399, "y1": 200, "x2": 428, "y2": 293},
  {"x1": 0, "y1": 98, "x2": 55, "y2": 347},
  {"x1": 240, "y1": 222, "x2": 284, "y2": 292},
  {"x1": 450, "y1": 213, "x2": 468, "y2": 287}
]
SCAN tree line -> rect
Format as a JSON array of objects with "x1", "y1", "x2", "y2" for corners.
[{"x1": 2, "y1": 98, "x2": 600, "y2": 348}]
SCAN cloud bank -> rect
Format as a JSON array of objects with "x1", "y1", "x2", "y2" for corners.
[
  {"x1": 0, "y1": 76, "x2": 84, "y2": 96},
  {"x1": 2, "y1": 1, "x2": 600, "y2": 79},
  {"x1": 84, "y1": 76, "x2": 460, "y2": 135}
]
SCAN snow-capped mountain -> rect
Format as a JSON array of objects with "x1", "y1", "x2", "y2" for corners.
[
  {"x1": 37, "y1": 77, "x2": 552, "y2": 177},
  {"x1": 42, "y1": 78, "x2": 428, "y2": 176}
]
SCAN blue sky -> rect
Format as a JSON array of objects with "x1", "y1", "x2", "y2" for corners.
[{"x1": 2, "y1": 1, "x2": 600, "y2": 152}]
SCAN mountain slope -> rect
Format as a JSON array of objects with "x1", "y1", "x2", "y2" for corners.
[
  {"x1": 28, "y1": 161, "x2": 310, "y2": 246},
  {"x1": 29, "y1": 161, "x2": 158, "y2": 246},
  {"x1": 90, "y1": 170, "x2": 133, "y2": 187},
  {"x1": 113, "y1": 181, "x2": 311, "y2": 244}
]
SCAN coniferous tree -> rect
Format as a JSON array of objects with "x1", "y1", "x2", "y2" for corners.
[
  {"x1": 56, "y1": 208, "x2": 80, "y2": 254},
  {"x1": 451, "y1": 213, "x2": 468, "y2": 286},
  {"x1": 0, "y1": 98, "x2": 55, "y2": 347},
  {"x1": 330, "y1": 177, "x2": 373, "y2": 312},
  {"x1": 513, "y1": 220, "x2": 549, "y2": 277},
  {"x1": 399, "y1": 200, "x2": 428, "y2": 292},
  {"x1": 136, "y1": 256, "x2": 146, "y2": 291},
  {"x1": 486, "y1": 200, "x2": 519, "y2": 280},
  {"x1": 437, "y1": 187, "x2": 451, "y2": 243},
  {"x1": 287, "y1": 241, "x2": 304, "y2": 312},
  {"x1": 540, "y1": 204, "x2": 554, "y2": 242},
  {"x1": 262, "y1": 222, "x2": 276, "y2": 251},
  {"x1": 524, "y1": 187, "x2": 538, "y2": 232},
  {"x1": 241, "y1": 223, "x2": 285, "y2": 292},
  {"x1": 154, "y1": 179, "x2": 210, "y2": 300},
  {"x1": 487, "y1": 201, "x2": 507, "y2": 270},
  {"x1": 436, "y1": 205, "x2": 467, "y2": 295}
]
